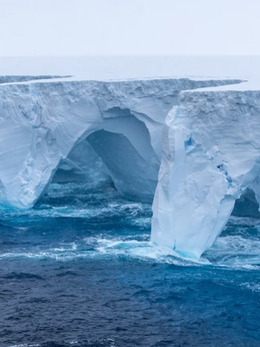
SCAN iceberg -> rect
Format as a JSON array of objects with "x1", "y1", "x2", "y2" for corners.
[
  {"x1": 0, "y1": 77, "x2": 237, "y2": 208},
  {"x1": 1, "y1": 72, "x2": 260, "y2": 258}
]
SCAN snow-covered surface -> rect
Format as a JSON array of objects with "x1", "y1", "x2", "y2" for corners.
[{"x1": 1, "y1": 56, "x2": 260, "y2": 258}]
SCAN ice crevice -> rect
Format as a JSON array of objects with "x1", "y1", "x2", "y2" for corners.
[{"x1": 1, "y1": 76, "x2": 260, "y2": 258}]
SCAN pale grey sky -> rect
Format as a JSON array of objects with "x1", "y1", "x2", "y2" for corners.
[{"x1": 0, "y1": 0, "x2": 259, "y2": 56}]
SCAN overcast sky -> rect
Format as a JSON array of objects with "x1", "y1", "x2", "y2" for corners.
[{"x1": 0, "y1": 0, "x2": 259, "y2": 56}]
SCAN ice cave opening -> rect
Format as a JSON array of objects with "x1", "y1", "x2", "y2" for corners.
[{"x1": 49, "y1": 113, "x2": 160, "y2": 204}]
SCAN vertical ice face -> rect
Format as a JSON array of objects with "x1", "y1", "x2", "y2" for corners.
[{"x1": 152, "y1": 90, "x2": 260, "y2": 259}]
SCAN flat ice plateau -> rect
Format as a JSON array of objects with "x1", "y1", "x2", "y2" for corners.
[{"x1": 1, "y1": 56, "x2": 260, "y2": 258}]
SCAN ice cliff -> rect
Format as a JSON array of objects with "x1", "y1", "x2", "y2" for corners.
[
  {"x1": 151, "y1": 88, "x2": 260, "y2": 258},
  {"x1": 2, "y1": 75, "x2": 259, "y2": 258}
]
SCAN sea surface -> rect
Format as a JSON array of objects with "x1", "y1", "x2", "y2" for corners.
[{"x1": 1, "y1": 182, "x2": 260, "y2": 347}]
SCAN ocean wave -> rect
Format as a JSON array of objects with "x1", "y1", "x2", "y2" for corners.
[
  {"x1": 1, "y1": 233, "x2": 259, "y2": 270},
  {"x1": 1, "y1": 184, "x2": 260, "y2": 270}
]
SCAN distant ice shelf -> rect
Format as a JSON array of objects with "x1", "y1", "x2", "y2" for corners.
[
  {"x1": 1, "y1": 73, "x2": 260, "y2": 258},
  {"x1": 0, "y1": 75, "x2": 71, "y2": 84}
]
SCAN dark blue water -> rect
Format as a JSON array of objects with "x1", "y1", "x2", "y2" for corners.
[{"x1": 1, "y1": 183, "x2": 260, "y2": 347}]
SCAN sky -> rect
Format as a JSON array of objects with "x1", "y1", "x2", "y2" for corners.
[{"x1": 0, "y1": 0, "x2": 260, "y2": 56}]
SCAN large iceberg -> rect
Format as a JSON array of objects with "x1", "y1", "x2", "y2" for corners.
[
  {"x1": 0, "y1": 77, "x2": 237, "y2": 208},
  {"x1": 1, "y1": 71, "x2": 260, "y2": 258}
]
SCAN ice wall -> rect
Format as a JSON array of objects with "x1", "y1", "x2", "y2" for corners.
[
  {"x1": 0, "y1": 77, "x2": 238, "y2": 208},
  {"x1": 151, "y1": 89, "x2": 260, "y2": 258}
]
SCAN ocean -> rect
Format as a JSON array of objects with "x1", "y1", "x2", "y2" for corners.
[{"x1": 1, "y1": 182, "x2": 260, "y2": 346}]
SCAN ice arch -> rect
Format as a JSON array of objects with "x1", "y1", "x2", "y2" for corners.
[
  {"x1": 152, "y1": 90, "x2": 260, "y2": 259},
  {"x1": 0, "y1": 79, "x2": 176, "y2": 208},
  {"x1": 52, "y1": 114, "x2": 159, "y2": 202},
  {"x1": 0, "y1": 78, "x2": 238, "y2": 208}
]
